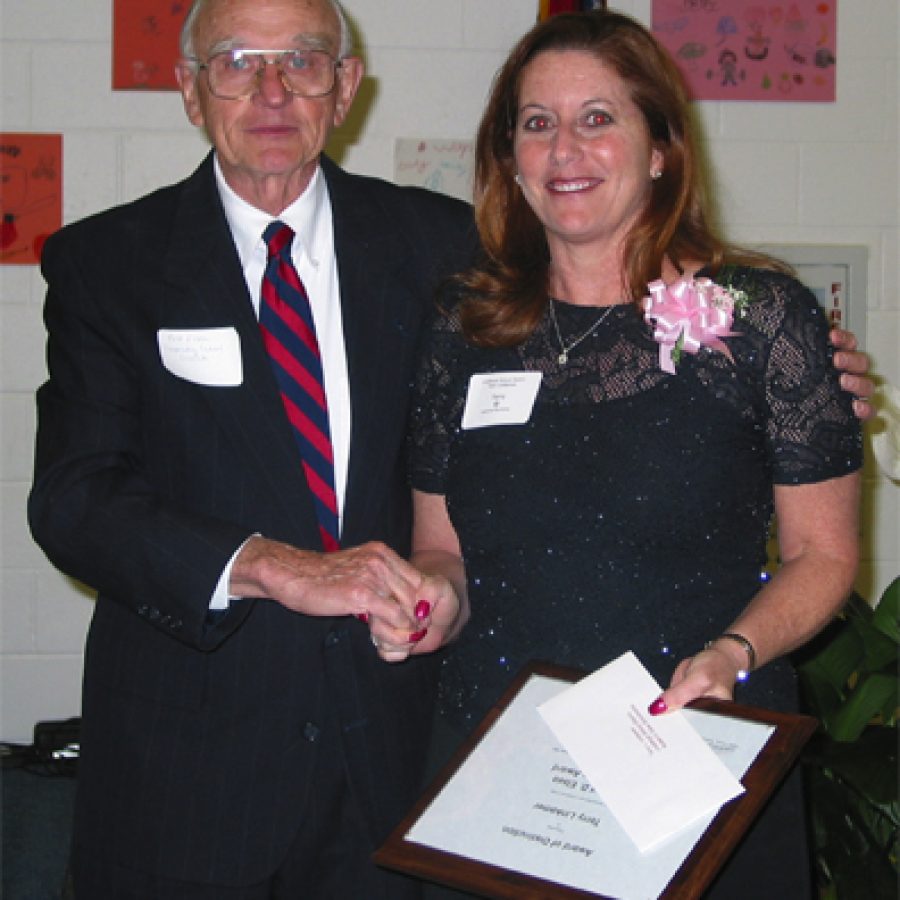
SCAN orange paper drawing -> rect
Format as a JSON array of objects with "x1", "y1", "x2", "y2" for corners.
[
  {"x1": 113, "y1": 0, "x2": 188, "y2": 90},
  {"x1": 0, "y1": 133, "x2": 62, "y2": 265}
]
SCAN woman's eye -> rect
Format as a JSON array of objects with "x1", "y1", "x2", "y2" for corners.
[
  {"x1": 522, "y1": 115, "x2": 554, "y2": 132},
  {"x1": 582, "y1": 110, "x2": 613, "y2": 127}
]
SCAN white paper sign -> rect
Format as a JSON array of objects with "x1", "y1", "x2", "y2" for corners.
[
  {"x1": 461, "y1": 372, "x2": 542, "y2": 430},
  {"x1": 158, "y1": 327, "x2": 243, "y2": 387},
  {"x1": 538, "y1": 652, "x2": 745, "y2": 853},
  {"x1": 394, "y1": 138, "x2": 474, "y2": 202}
]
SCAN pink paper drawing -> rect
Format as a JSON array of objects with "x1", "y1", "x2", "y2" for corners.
[{"x1": 652, "y1": 1, "x2": 837, "y2": 102}]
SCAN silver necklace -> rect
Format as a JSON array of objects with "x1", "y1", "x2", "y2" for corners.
[{"x1": 547, "y1": 299, "x2": 615, "y2": 365}]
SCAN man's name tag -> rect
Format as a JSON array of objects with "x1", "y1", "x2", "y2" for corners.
[
  {"x1": 461, "y1": 372, "x2": 542, "y2": 430},
  {"x1": 158, "y1": 327, "x2": 243, "y2": 387}
]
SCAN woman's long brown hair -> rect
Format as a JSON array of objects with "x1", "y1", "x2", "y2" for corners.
[{"x1": 457, "y1": 10, "x2": 781, "y2": 347}]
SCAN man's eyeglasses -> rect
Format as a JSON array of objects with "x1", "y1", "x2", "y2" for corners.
[{"x1": 193, "y1": 49, "x2": 343, "y2": 100}]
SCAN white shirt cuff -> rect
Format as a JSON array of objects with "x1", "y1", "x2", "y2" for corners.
[{"x1": 209, "y1": 535, "x2": 258, "y2": 610}]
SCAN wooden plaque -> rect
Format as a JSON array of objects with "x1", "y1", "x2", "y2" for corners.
[{"x1": 375, "y1": 661, "x2": 817, "y2": 899}]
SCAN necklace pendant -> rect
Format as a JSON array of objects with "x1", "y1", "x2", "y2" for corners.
[{"x1": 558, "y1": 351, "x2": 568, "y2": 365}]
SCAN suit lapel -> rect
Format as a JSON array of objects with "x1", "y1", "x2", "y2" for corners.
[{"x1": 160, "y1": 156, "x2": 322, "y2": 544}]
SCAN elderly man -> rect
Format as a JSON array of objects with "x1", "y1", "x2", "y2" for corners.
[
  {"x1": 29, "y1": 1, "x2": 872, "y2": 898},
  {"x1": 29, "y1": 0, "x2": 474, "y2": 897}
]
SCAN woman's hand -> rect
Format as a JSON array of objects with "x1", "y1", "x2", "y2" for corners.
[
  {"x1": 648, "y1": 638, "x2": 751, "y2": 714},
  {"x1": 378, "y1": 489, "x2": 472, "y2": 665},
  {"x1": 367, "y1": 570, "x2": 463, "y2": 663},
  {"x1": 408, "y1": 572, "x2": 463, "y2": 654}
]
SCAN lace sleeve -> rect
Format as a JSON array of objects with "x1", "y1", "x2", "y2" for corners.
[
  {"x1": 732, "y1": 268, "x2": 863, "y2": 484},
  {"x1": 408, "y1": 309, "x2": 468, "y2": 495}
]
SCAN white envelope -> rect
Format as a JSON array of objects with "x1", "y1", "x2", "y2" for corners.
[
  {"x1": 538, "y1": 652, "x2": 745, "y2": 854},
  {"x1": 157, "y1": 327, "x2": 243, "y2": 387}
]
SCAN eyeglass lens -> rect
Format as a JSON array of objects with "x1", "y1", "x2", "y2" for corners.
[{"x1": 207, "y1": 50, "x2": 337, "y2": 98}]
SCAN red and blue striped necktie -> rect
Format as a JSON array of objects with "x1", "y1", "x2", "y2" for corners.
[{"x1": 259, "y1": 221, "x2": 339, "y2": 552}]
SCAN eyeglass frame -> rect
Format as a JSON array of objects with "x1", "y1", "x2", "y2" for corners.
[{"x1": 189, "y1": 48, "x2": 345, "y2": 100}]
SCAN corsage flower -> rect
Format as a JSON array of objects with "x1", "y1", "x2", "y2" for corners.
[{"x1": 643, "y1": 276, "x2": 748, "y2": 374}]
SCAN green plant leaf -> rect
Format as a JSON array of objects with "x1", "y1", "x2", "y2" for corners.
[
  {"x1": 871, "y1": 577, "x2": 900, "y2": 643},
  {"x1": 815, "y1": 727, "x2": 900, "y2": 809},
  {"x1": 799, "y1": 669, "x2": 845, "y2": 720},
  {"x1": 798, "y1": 624, "x2": 865, "y2": 692},
  {"x1": 801, "y1": 581, "x2": 900, "y2": 896},
  {"x1": 828, "y1": 674, "x2": 899, "y2": 741},
  {"x1": 850, "y1": 613, "x2": 899, "y2": 673},
  {"x1": 807, "y1": 764, "x2": 899, "y2": 898}
]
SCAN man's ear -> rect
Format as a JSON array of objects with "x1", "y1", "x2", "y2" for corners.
[
  {"x1": 176, "y1": 62, "x2": 205, "y2": 129},
  {"x1": 332, "y1": 56, "x2": 364, "y2": 127}
]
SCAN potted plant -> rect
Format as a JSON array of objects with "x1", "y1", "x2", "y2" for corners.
[{"x1": 796, "y1": 577, "x2": 899, "y2": 899}]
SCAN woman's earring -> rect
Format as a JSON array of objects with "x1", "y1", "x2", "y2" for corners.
[
  {"x1": 514, "y1": 173, "x2": 523, "y2": 186},
  {"x1": 651, "y1": 169, "x2": 662, "y2": 180}
]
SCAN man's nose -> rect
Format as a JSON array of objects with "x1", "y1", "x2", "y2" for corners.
[{"x1": 255, "y1": 59, "x2": 291, "y2": 105}]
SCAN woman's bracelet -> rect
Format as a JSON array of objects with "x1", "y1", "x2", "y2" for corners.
[{"x1": 705, "y1": 632, "x2": 757, "y2": 682}]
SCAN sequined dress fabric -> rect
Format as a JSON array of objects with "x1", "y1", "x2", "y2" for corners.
[{"x1": 411, "y1": 266, "x2": 862, "y2": 732}]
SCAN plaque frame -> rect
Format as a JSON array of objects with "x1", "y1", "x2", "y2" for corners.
[{"x1": 374, "y1": 660, "x2": 817, "y2": 899}]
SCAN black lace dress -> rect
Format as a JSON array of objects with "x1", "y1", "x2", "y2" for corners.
[{"x1": 411, "y1": 266, "x2": 861, "y2": 898}]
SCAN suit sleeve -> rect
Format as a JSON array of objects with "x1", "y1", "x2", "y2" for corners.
[{"x1": 28, "y1": 224, "x2": 252, "y2": 650}]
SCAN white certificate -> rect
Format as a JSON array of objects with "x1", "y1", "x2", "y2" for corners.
[{"x1": 403, "y1": 671, "x2": 774, "y2": 899}]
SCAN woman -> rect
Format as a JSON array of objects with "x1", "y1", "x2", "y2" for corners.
[{"x1": 407, "y1": 10, "x2": 861, "y2": 898}]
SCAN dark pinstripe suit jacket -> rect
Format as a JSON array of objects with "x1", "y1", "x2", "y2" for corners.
[{"x1": 28, "y1": 153, "x2": 476, "y2": 885}]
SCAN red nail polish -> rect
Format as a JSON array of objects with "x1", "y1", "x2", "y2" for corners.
[
  {"x1": 414, "y1": 600, "x2": 431, "y2": 621},
  {"x1": 409, "y1": 628, "x2": 427, "y2": 643},
  {"x1": 648, "y1": 696, "x2": 667, "y2": 716},
  {"x1": 356, "y1": 613, "x2": 369, "y2": 623}
]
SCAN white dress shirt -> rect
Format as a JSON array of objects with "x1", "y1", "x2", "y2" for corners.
[{"x1": 210, "y1": 155, "x2": 351, "y2": 608}]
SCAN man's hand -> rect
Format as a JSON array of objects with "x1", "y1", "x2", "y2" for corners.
[
  {"x1": 830, "y1": 327, "x2": 874, "y2": 420},
  {"x1": 229, "y1": 536, "x2": 424, "y2": 635}
]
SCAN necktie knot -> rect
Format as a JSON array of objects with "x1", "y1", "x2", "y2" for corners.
[{"x1": 263, "y1": 220, "x2": 294, "y2": 260}]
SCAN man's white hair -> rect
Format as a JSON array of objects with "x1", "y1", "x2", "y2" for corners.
[{"x1": 179, "y1": 0, "x2": 354, "y2": 64}]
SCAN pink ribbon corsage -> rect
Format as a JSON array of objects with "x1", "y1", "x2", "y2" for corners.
[{"x1": 643, "y1": 277, "x2": 745, "y2": 374}]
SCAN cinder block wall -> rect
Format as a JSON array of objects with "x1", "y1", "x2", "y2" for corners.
[{"x1": 1, "y1": 0, "x2": 897, "y2": 741}]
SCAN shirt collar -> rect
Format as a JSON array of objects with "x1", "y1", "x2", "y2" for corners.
[{"x1": 214, "y1": 154, "x2": 328, "y2": 270}]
